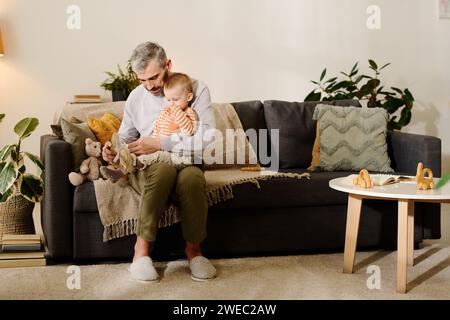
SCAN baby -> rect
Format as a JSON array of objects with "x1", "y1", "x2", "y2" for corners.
[{"x1": 101, "y1": 72, "x2": 198, "y2": 182}]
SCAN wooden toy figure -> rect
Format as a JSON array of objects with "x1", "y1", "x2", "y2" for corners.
[
  {"x1": 416, "y1": 162, "x2": 435, "y2": 190},
  {"x1": 353, "y1": 169, "x2": 373, "y2": 188}
]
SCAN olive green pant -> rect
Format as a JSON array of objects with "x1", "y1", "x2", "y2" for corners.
[{"x1": 128, "y1": 162, "x2": 208, "y2": 243}]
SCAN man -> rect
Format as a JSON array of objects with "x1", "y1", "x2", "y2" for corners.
[{"x1": 102, "y1": 42, "x2": 216, "y2": 282}]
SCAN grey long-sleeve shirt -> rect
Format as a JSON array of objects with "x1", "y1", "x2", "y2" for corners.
[{"x1": 118, "y1": 79, "x2": 215, "y2": 158}]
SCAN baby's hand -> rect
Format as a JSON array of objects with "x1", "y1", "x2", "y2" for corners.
[
  {"x1": 169, "y1": 104, "x2": 188, "y2": 113},
  {"x1": 168, "y1": 104, "x2": 179, "y2": 113},
  {"x1": 168, "y1": 117, "x2": 179, "y2": 131}
]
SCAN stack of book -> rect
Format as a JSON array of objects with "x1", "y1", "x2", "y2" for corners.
[
  {"x1": 0, "y1": 234, "x2": 46, "y2": 268},
  {"x1": 72, "y1": 94, "x2": 102, "y2": 103}
]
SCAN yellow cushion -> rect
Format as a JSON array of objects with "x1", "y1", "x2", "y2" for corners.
[
  {"x1": 87, "y1": 112, "x2": 121, "y2": 145},
  {"x1": 307, "y1": 121, "x2": 320, "y2": 171}
]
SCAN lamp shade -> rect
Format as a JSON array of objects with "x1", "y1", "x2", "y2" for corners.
[{"x1": 0, "y1": 28, "x2": 4, "y2": 56}]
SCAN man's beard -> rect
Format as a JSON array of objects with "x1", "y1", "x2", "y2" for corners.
[
  {"x1": 148, "y1": 86, "x2": 162, "y2": 95},
  {"x1": 147, "y1": 70, "x2": 169, "y2": 96}
]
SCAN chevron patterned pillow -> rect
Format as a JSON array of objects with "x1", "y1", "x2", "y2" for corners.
[{"x1": 312, "y1": 104, "x2": 394, "y2": 172}]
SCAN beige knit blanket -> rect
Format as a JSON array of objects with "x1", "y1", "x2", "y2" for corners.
[{"x1": 94, "y1": 103, "x2": 310, "y2": 241}]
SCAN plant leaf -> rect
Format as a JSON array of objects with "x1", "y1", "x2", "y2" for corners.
[
  {"x1": 354, "y1": 75, "x2": 364, "y2": 84},
  {"x1": 391, "y1": 87, "x2": 403, "y2": 95},
  {"x1": 397, "y1": 107, "x2": 412, "y2": 127},
  {"x1": 0, "y1": 144, "x2": 15, "y2": 161},
  {"x1": 379, "y1": 63, "x2": 391, "y2": 70},
  {"x1": 325, "y1": 77, "x2": 338, "y2": 84},
  {"x1": 350, "y1": 62, "x2": 359, "y2": 74},
  {"x1": 388, "y1": 121, "x2": 401, "y2": 131},
  {"x1": 14, "y1": 118, "x2": 39, "y2": 140},
  {"x1": 320, "y1": 69, "x2": 327, "y2": 81},
  {"x1": 325, "y1": 81, "x2": 337, "y2": 90},
  {"x1": 357, "y1": 79, "x2": 380, "y2": 98},
  {"x1": 24, "y1": 152, "x2": 44, "y2": 172},
  {"x1": 0, "y1": 185, "x2": 14, "y2": 203},
  {"x1": 346, "y1": 85, "x2": 358, "y2": 92},
  {"x1": 330, "y1": 80, "x2": 350, "y2": 91},
  {"x1": 11, "y1": 146, "x2": 19, "y2": 163},
  {"x1": 368, "y1": 78, "x2": 381, "y2": 89},
  {"x1": 404, "y1": 88, "x2": 415, "y2": 103},
  {"x1": 349, "y1": 69, "x2": 359, "y2": 77},
  {"x1": 18, "y1": 164, "x2": 26, "y2": 174},
  {"x1": 333, "y1": 93, "x2": 354, "y2": 100},
  {"x1": 383, "y1": 97, "x2": 405, "y2": 113},
  {"x1": 368, "y1": 59, "x2": 378, "y2": 70},
  {"x1": 304, "y1": 90, "x2": 322, "y2": 102},
  {"x1": 0, "y1": 114, "x2": 4, "y2": 123},
  {"x1": 0, "y1": 162, "x2": 18, "y2": 195},
  {"x1": 19, "y1": 174, "x2": 44, "y2": 203}
]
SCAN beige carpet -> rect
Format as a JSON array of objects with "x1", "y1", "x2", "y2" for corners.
[
  {"x1": 1, "y1": 240, "x2": 450, "y2": 300},
  {"x1": 1, "y1": 205, "x2": 448, "y2": 300}
]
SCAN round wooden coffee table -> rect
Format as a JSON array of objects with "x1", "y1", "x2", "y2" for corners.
[{"x1": 329, "y1": 175, "x2": 449, "y2": 293}]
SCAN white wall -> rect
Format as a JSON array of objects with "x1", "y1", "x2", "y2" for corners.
[{"x1": 1, "y1": 0, "x2": 450, "y2": 170}]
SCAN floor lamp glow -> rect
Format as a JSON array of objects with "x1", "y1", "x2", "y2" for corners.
[{"x1": 0, "y1": 28, "x2": 4, "y2": 56}]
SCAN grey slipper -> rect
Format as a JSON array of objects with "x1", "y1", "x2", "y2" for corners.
[
  {"x1": 189, "y1": 256, "x2": 217, "y2": 281},
  {"x1": 128, "y1": 256, "x2": 159, "y2": 282}
]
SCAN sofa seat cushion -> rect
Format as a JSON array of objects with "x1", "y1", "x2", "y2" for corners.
[
  {"x1": 210, "y1": 170, "x2": 411, "y2": 209},
  {"x1": 211, "y1": 170, "x2": 353, "y2": 209},
  {"x1": 73, "y1": 170, "x2": 353, "y2": 213}
]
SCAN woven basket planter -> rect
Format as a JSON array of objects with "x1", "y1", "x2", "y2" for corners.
[{"x1": 0, "y1": 194, "x2": 35, "y2": 240}]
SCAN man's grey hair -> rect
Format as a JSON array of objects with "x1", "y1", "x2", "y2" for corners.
[{"x1": 130, "y1": 42, "x2": 167, "y2": 74}]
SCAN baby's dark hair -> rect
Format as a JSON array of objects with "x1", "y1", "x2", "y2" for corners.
[{"x1": 164, "y1": 73, "x2": 193, "y2": 93}]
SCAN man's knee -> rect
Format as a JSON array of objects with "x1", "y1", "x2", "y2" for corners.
[
  {"x1": 176, "y1": 166, "x2": 206, "y2": 194},
  {"x1": 144, "y1": 162, "x2": 177, "y2": 189}
]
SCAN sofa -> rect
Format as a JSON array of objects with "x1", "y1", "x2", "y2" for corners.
[{"x1": 40, "y1": 99, "x2": 442, "y2": 262}]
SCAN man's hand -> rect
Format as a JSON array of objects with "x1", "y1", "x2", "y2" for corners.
[
  {"x1": 102, "y1": 141, "x2": 117, "y2": 162},
  {"x1": 128, "y1": 136, "x2": 162, "y2": 156}
]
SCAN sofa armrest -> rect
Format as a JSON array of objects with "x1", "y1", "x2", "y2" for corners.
[
  {"x1": 387, "y1": 130, "x2": 441, "y2": 177},
  {"x1": 40, "y1": 135, "x2": 73, "y2": 259}
]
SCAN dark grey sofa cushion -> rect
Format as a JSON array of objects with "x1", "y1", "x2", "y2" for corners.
[
  {"x1": 231, "y1": 101, "x2": 267, "y2": 161},
  {"x1": 73, "y1": 171, "x2": 350, "y2": 213},
  {"x1": 231, "y1": 101, "x2": 267, "y2": 132},
  {"x1": 263, "y1": 100, "x2": 361, "y2": 169},
  {"x1": 210, "y1": 170, "x2": 352, "y2": 209}
]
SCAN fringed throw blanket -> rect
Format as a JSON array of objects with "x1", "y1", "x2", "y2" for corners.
[
  {"x1": 94, "y1": 178, "x2": 181, "y2": 241},
  {"x1": 204, "y1": 168, "x2": 309, "y2": 206},
  {"x1": 94, "y1": 103, "x2": 310, "y2": 241}
]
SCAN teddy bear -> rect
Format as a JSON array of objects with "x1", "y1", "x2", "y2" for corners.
[{"x1": 68, "y1": 138, "x2": 103, "y2": 186}]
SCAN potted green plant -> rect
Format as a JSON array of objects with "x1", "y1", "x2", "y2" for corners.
[
  {"x1": 0, "y1": 116, "x2": 44, "y2": 237},
  {"x1": 305, "y1": 59, "x2": 414, "y2": 131},
  {"x1": 100, "y1": 61, "x2": 140, "y2": 101}
]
